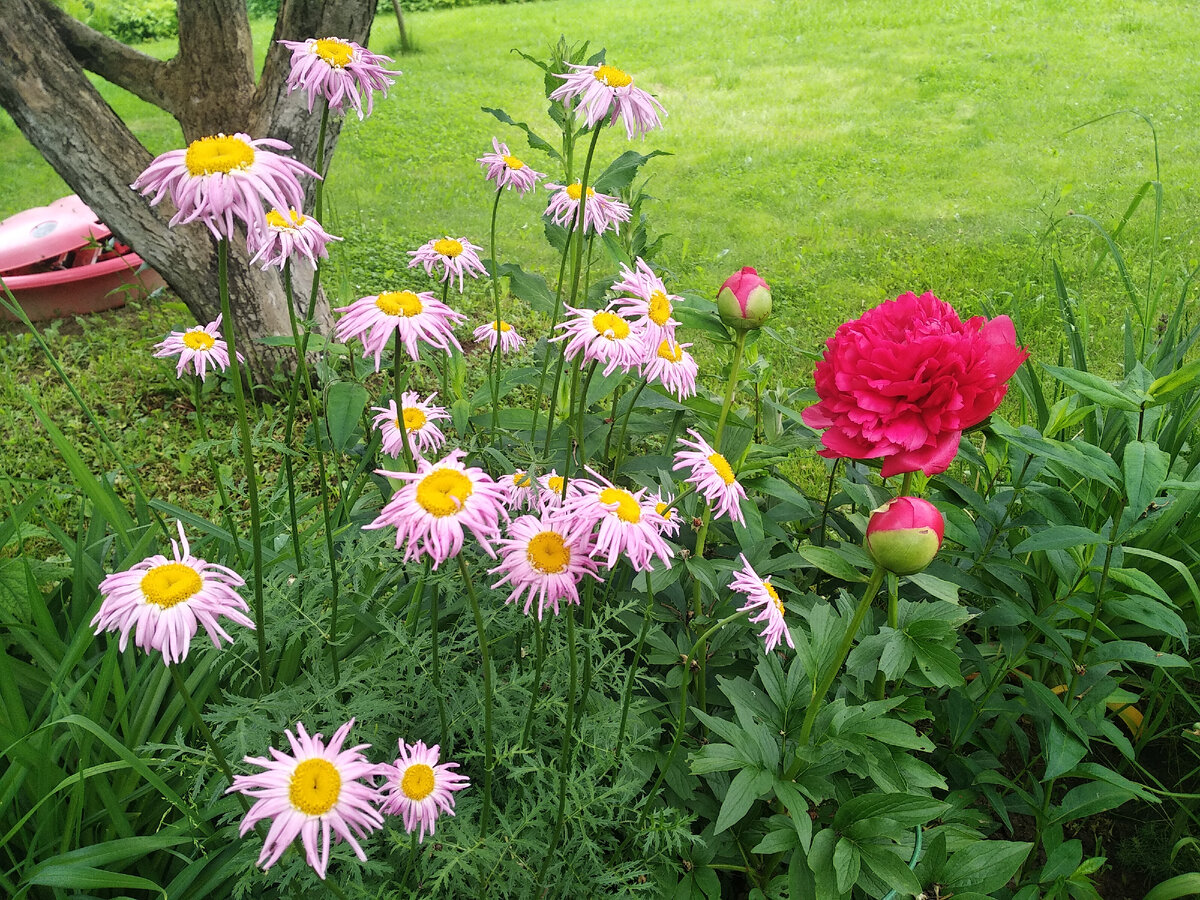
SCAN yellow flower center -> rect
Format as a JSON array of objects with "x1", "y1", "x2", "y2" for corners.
[
  {"x1": 182, "y1": 331, "x2": 216, "y2": 352},
  {"x1": 592, "y1": 311, "x2": 631, "y2": 341},
  {"x1": 375, "y1": 290, "x2": 423, "y2": 317},
  {"x1": 708, "y1": 453, "x2": 736, "y2": 485},
  {"x1": 184, "y1": 135, "x2": 255, "y2": 177},
  {"x1": 400, "y1": 763, "x2": 435, "y2": 801},
  {"x1": 657, "y1": 340, "x2": 683, "y2": 363},
  {"x1": 415, "y1": 468, "x2": 474, "y2": 517},
  {"x1": 565, "y1": 183, "x2": 596, "y2": 201},
  {"x1": 763, "y1": 580, "x2": 784, "y2": 617},
  {"x1": 594, "y1": 64, "x2": 633, "y2": 88},
  {"x1": 140, "y1": 563, "x2": 202, "y2": 609},
  {"x1": 265, "y1": 208, "x2": 307, "y2": 229},
  {"x1": 402, "y1": 406, "x2": 427, "y2": 431},
  {"x1": 502, "y1": 155, "x2": 525, "y2": 170},
  {"x1": 655, "y1": 501, "x2": 674, "y2": 520},
  {"x1": 546, "y1": 476, "x2": 564, "y2": 493},
  {"x1": 599, "y1": 487, "x2": 641, "y2": 523},
  {"x1": 496, "y1": 320, "x2": 512, "y2": 332},
  {"x1": 648, "y1": 290, "x2": 672, "y2": 325},
  {"x1": 313, "y1": 38, "x2": 355, "y2": 68},
  {"x1": 513, "y1": 472, "x2": 532, "y2": 488},
  {"x1": 526, "y1": 531, "x2": 571, "y2": 574},
  {"x1": 433, "y1": 238, "x2": 464, "y2": 258},
  {"x1": 289, "y1": 758, "x2": 342, "y2": 816}
]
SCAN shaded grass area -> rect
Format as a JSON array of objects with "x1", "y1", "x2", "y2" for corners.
[{"x1": 2, "y1": 0, "x2": 1200, "y2": 511}]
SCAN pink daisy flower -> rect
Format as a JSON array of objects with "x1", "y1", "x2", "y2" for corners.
[
  {"x1": 153, "y1": 314, "x2": 239, "y2": 381},
  {"x1": 371, "y1": 393, "x2": 451, "y2": 459},
  {"x1": 378, "y1": 739, "x2": 469, "y2": 843},
  {"x1": 549, "y1": 62, "x2": 666, "y2": 139},
  {"x1": 489, "y1": 513, "x2": 601, "y2": 619},
  {"x1": 279, "y1": 37, "x2": 396, "y2": 120},
  {"x1": 247, "y1": 207, "x2": 341, "y2": 270},
  {"x1": 649, "y1": 491, "x2": 682, "y2": 538},
  {"x1": 477, "y1": 138, "x2": 546, "y2": 195},
  {"x1": 552, "y1": 305, "x2": 646, "y2": 377},
  {"x1": 536, "y1": 470, "x2": 580, "y2": 511},
  {"x1": 364, "y1": 448, "x2": 507, "y2": 568},
  {"x1": 673, "y1": 429, "x2": 747, "y2": 526},
  {"x1": 731, "y1": 554, "x2": 793, "y2": 653},
  {"x1": 227, "y1": 719, "x2": 383, "y2": 880},
  {"x1": 90, "y1": 520, "x2": 253, "y2": 665},
  {"x1": 641, "y1": 339, "x2": 699, "y2": 401},
  {"x1": 611, "y1": 257, "x2": 681, "y2": 349},
  {"x1": 565, "y1": 473, "x2": 674, "y2": 572},
  {"x1": 473, "y1": 319, "x2": 526, "y2": 354},
  {"x1": 543, "y1": 182, "x2": 631, "y2": 236},
  {"x1": 132, "y1": 133, "x2": 316, "y2": 241},
  {"x1": 334, "y1": 289, "x2": 465, "y2": 370},
  {"x1": 502, "y1": 470, "x2": 540, "y2": 513},
  {"x1": 407, "y1": 237, "x2": 488, "y2": 293}
]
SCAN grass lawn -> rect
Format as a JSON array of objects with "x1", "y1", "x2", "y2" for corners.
[{"x1": 3, "y1": 0, "x2": 1199, "y2": 509}]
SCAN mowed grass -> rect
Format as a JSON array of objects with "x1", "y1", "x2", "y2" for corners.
[{"x1": 3, "y1": 0, "x2": 1200, "y2": 514}]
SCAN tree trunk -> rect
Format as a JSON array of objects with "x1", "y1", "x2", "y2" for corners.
[{"x1": 0, "y1": 0, "x2": 380, "y2": 381}]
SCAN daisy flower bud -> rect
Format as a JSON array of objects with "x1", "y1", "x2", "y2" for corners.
[{"x1": 865, "y1": 497, "x2": 945, "y2": 575}]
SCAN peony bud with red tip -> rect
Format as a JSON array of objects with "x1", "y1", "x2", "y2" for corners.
[
  {"x1": 865, "y1": 497, "x2": 945, "y2": 575},
  {"x1": 717, "y1": 266, "x2": 772, "y2": 330}
]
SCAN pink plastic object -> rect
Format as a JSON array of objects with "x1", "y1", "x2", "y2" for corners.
[{"x1": 0, "y1": 195, "x2": 165, "y2": 321}]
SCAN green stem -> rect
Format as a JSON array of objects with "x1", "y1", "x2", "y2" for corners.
[
  {"x1": 610, "y1": 377, "x2": 648, "y2": 473},
  {"x1": 216, "y1": 239, "x2": 268, "y2": 694},
  {"x1": 191, "y1": 378, "x2": 244, "y2": 571},
  {"x1": 792, "y1": 566, "x2": 886, "y2": 759},
  {"x1": 638, "y1": 610, "x2": 749, "y2": 826},
  {"x1": 874, "y1": 573, "x2": 899, "y2": 700},
  {"x1": 167, "y1": 665, "x2": 248, "y2": 812},
  {"x1": 392, "y1": 345, "x2": 416, "y2": 471},
  {"x1": 520, "y1": 613, "x2": 547, "y2": 749},
  {"x1": 615, "y1": 571, "x2": 656, "y2": 756},
  {"x1": 714, "y1": 330, "x2": 749, "y2": 448},
  {"x1": 539, "y1": 604, "x2": 579, "y2": 886},
  {"x1": 458, "y1": 557, "x2": 493, "y2": 834},
  {"x1": 429, "y1": 582, "x2": 448, "y2": 747},
  {"x1": 576, "y1": 360, "x2": 599, "y2": 472},
  {"x1": 278, "y1": 262, "x2": 306, "y2": 577},
  {"x1": 529, "y1": 237, "x2": 574, "y2": 446},
  {"x1": 487, "y1": 186, "x2": 504, "y2": 441}
]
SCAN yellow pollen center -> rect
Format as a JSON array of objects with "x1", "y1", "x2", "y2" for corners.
[
  {"x1": 655, "y1": 502, "x2": 674, "y2": 520},
  {"x1": 184, "y1": 135, "x2": 255, "y2": 177},
  {"x1": 289, "y1": 758, "x2": 342, "y2": 816},
  {"x1": 415, "y1": 468, "x2": 474, "y2": 517},
  {"x1": 402, "y1": 407, "x2": 427, "y2": 431},
  {"x1": 513, "y1": 472, "x2": 532, "y2": 488},
  {"x1": 496, "y1": 320, "x2": 512, "y2": 332},
  {"x1": 648, "y1": 291, "x2": 672, "y2": 325},
  {"x1": 657, "y1": 340, "x2": 683, "y2": 363},
  {"x1": 594, "y1": 64, "x2": 633, "y2": 88},
  {"x1": 313, "y1": 38, "x2": 355, "y2": 68},
  {"x1": 708, "y1": 453, "x2": 736, "y2": 485},
  {"x1": 565, "y1": 183, "x2": 596, "y2": 201},
  {"x1": 592, "y1": 311, "x2": 631, "y2": 340},
  {"x1": 265, "y1": 208, "x2": 307, "y2": 229},
  {"x1": 182, "y1": 331, "x2": 216, "y2": 352},
  {"x1": 599, "y1": 487, "x2": 641, "y2": 523},
  {"x1": 546, "y1": 476, "x2": 564, "y2": 493},
  {"x1": 502, "y1": 155, "x2": 525, "y2": 170},
  {"x1": 526, "y1": 531, "x2": 571, "y2": 574},
  {"x1": 763, "y1": 581, "x2": 784, "y2": 617},
  {"x1": 400, "y1": 763, "x2": 435, "y2": 801},
  {"x1": 433, "y1": 238, "x2": 464, "y2": 258},
  {"x1": 140, "y1": 563, "x2": 202, "y2": 609},
  {"x1": 375, "y1": 291, "x2": 423, "y2": 317}
]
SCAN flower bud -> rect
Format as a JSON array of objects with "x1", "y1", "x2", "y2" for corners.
[
  {"x1": 865, "y1": 497, "x2": 945, "y2": 576},
  {"x1": 717, "y1": 266, "x2": 772, "y2": 330}
]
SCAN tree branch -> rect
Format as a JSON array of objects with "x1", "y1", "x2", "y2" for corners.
[{"x1": 37, "y1": 0, "x2": 175, "y2": 113}]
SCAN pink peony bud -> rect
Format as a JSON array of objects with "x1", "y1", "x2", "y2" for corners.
[
  {"x1": 865, "y1": 497, "x2": 945, "y2": 575},
  {"x1": 717, "y1": 266, "x2": 772, "y2": 330}
]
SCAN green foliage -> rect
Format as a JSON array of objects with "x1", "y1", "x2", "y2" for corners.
[{"x1": 85, "y1": 0, "x2": 178, "y2": 43}]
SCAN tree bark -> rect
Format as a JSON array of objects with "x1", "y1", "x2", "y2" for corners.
[{"x1": 0, "y1": 0, "x2": 380, "y2": 381}]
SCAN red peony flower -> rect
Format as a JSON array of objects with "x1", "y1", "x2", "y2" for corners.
[{"x1": 801, "y1": 292, "x2": 1028, "y2": 477}]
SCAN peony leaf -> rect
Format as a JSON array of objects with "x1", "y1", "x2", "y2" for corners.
[
  {"x1": 1042, "y1": 364, "x2": 1143, "y2": 410},
  {"x1": 1012, "y1": 525, "x2": 1104, "y2": 553}
]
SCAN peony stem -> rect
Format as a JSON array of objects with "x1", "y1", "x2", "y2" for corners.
[
  {"x1": 457, "y1": 556, "x2": 493, "y2": 834},
  {"x1": 216, "y1": 239, "x2": 268, "y2": 694}
]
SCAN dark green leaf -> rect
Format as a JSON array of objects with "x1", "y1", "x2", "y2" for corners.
[
  {"x1": 941, "y1": 841, "x2": 1033, "y2": 894},
  {"x1": 481, "y1": 106, "x2": 561, "y2": 160},
  {"x1": 1013, "y1": 525, "x2": 1105, "y2": 553},
  {"x1": 714, "y1": 767, "x2": 774, "y2": 833},
  {"x1": 1042, "y1": 364, "x2": 1142, "y2": 410},
  {"x1": 325, "y1": 382, "x2": 368, "y2": 452},
  {"x1": 592, "y1": 149, "x2": 670, "y2": 193}
]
